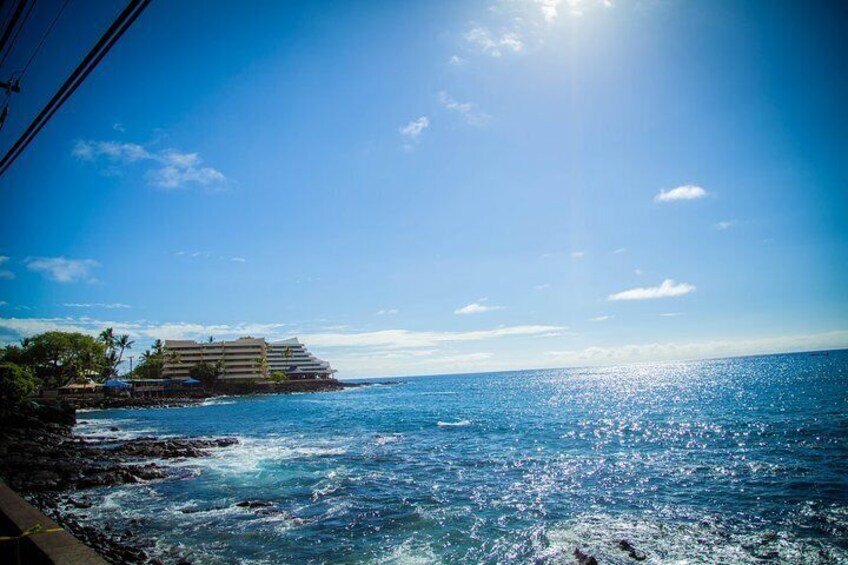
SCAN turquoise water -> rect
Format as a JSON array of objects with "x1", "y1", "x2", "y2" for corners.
[{"x1": 75, "y1": 352, "x2": 848, "y2": 563}]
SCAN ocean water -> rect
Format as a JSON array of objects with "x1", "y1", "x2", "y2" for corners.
[{"x1": 74, "y1": 352, "x2": 848, "y2": 564}]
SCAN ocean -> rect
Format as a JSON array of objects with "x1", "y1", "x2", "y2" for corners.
[{"x1": 74, "y1": 351, "x2": 848, "y2": 564}]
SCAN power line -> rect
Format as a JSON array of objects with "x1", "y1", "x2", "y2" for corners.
[
  {"x1": 0, "y1": 0, "x2": 151, "y2": 178},
  {"x1": 0, "y1": 0, "x2": 28, "y2": 56},
  {"x1": 0, "y1": 0, "x2": 34, "y2": 70},
  {"x1": 16, "y1": 0, "x2": 71, "y2": 81}
]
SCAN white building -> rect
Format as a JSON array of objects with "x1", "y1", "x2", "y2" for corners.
[
  {"x1": 162, "y1": 336, "x2": 334, "y2": 381},
  {"x1": 267, "y1": 337, "x2": 335, "y2": 379}
]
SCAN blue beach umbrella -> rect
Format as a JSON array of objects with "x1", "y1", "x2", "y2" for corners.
[
  {"x1": 182, "y1": 378, "x2": 202, "y2": 386},
  {"x1": 103, "y1": 379, "x2": 132, "y2": 389}
]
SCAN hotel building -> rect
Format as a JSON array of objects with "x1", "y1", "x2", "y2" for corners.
[{"x1": 162, "y1": 337, "x2": 334, "y2": 381}]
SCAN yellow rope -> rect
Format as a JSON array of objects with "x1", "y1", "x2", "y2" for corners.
[{"x1": 0, "y1": 523, "x2": 64, "y2": 542}]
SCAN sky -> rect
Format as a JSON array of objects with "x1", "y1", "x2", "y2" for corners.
[{"x1": 0, "y1": 0, "x2": 846, "y2": 378}]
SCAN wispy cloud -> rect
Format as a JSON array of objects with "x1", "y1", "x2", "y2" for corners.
[
  {"x1": 72, "y1": 140, "x2": 227, "y2": 190},
  {"x1": 438, "y1": 91, "x2": 490, "y2": 126},
  {"x1": 660, "y1": 312, "x2": 686, "y2": 317},
  {"x1": 613, "y1": 248, "x2": 627, "y2": 254},
  {"x1": 465, "y1": 26, "x2": 523, "y2": 57},
  {"x1": 543, "y1": 330, "x2": 848, "y2": 366},
  {"x1": 588, "y1": 315, "x2": 613, "y2": 322},
  {"x1": 376, "y1": 308, "x2": 399, "y2": 316},
  {"x1": 400, "y1": 117, "x2": 429, "y2": 141},
  {"x1": 571, "y1": 251, "x2": 585, "y2": 259},
  {"x1": 454, "y1": 302, "x2": 506, "y2": 315},
  {"x1": 654, "y1": 185, "x2": 708, "y2": 202},
  {"x1": 231, "y1": 257, "x2": 247, "y2": 263},
  {"x1": 0, "y1": 317, "x2": 564, "y2": 353},
  {"x1": 712, "y1": 220, "x2": 734, "y2": 230},
  {"x1": 64, "y1": 303, "x2": 132, "y2": 309},
  {"x1": 0, "y1": 255, "x2": 13, "y2": 280},
  {"x1": 305, "y1": 325, "x2": 562, "y2": 349},
  {"x1": 608, "y1": 279, "x2": 695, "y2": 301},
  {"x1": 25, "y1": 257, "x2": 100, "y2": 284},
  {"x1": 534, "y1": 283, "x2": 550, "y2": 290}
]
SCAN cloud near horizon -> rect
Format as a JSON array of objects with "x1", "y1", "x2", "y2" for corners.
[
  {"x1": 655, "y1": 185, "x2": 708, "y2": 202},
  {"x1": 608, "y1": 279, "x2": 695, "y2": 301}
]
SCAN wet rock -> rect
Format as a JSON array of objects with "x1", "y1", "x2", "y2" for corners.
[
  {"x1": 235, "y1": 500, "x2": 275, "y2": 508},
  {"x1": 110, "y1": 426, "x2": 120, "y2": 432},
  {"x1": 618, "y1": 539, "x2": 647, "y2": 561},
  {"x1": 574, "y1": 548, "x2": 599, "y2": 565}
]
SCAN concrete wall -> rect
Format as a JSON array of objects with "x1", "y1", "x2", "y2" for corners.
[{"x1": 0, "y1": 483, "x2": 106, "y2": 564}]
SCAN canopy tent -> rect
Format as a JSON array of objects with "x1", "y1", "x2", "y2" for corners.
[{"x1": 102, "y1": 379, "x2": 132, "y2": 390}]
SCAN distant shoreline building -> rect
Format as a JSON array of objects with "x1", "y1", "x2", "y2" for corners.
[{"x1": 162, "y1": 337, "x2": 334, "y2": 381}]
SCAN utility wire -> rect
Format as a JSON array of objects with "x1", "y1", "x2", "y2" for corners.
[
  {"x1": 0, "y1": 0, "x2": 35, "y2": 70},
  {"x1": 0, "y1": 0, "x2": 150, "y2": 178},
  {"x1": 0, "y1": 0, "x2": 27, "y2": 56},
  {"x1": 16, "y1": 0, "x2": 71, "y2": 81}
]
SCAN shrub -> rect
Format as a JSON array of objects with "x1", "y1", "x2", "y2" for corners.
[{"x1": 0, "y1": 362, "x2": 36, "y2": 412}]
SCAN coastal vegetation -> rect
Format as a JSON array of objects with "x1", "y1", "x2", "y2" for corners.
[{"x1": 0, "y1": 328, "x2": 135, "y2": 404}]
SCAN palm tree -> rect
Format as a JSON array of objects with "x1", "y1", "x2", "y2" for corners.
[
  {"x1": 98, "y1": 328, "x2": 115, "y2": 349},
  {"x1": 152, "y1": 339, "x2": 164, "y2": 356},
  {"x1": 115, "y1": 334, "x2": 134, "y2": 365}
]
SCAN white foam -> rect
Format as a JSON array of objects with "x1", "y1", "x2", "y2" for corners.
[{"x1": 437, "y1": 420, "x2": 471, "y2": 427}]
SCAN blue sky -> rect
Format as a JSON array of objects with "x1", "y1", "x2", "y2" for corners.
[{"x1": 0, "y1": 0, "x2": 846, "y2": 377}]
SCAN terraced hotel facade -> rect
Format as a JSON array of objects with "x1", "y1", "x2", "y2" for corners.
[{"x1": 162, "y1": 337, "x2": 334, "y2": 381}]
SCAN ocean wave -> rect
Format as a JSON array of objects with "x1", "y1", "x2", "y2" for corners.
[
  {"x1": 437, "y1": 420, "x2": 471, "y2": 427},
  {"x1": 537, "y1": 510, "x2": 848, "y2": 564}
]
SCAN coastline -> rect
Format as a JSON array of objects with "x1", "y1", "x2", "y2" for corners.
[{"x1": 0, "y1": 381, "x2": 388, "y2": 563}]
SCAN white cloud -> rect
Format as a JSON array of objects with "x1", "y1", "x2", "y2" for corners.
[
  {"x1": 660, "y1": 312, "x2": 685, "y2": 317},
  {"x1": 231, "y1": 257, "x2": 247, "y2": 263},
  {"x1": 0, "y1": 255, "x2": 15, "y2": 278},
  {"x1": 25, "y1": 257, "x2": 100, "y2": 284},
  {"x1": 588, "y1": 315, "x2": 613, "y2": 322},
  {"x1": 72, "y1": 139, "x2": 228, "y2": 190},
  {"x1": 613, "y1": 248, "x2": 627, "y2": 254},
  {"x1": 448, "y1": 55, "x2": 464, "y2": 64},
  {"x1": 465, "y1": 26, "x2": 523, "y2": 57},
  {"x1": 64, "y1": 303, "x2": 132, "y2": 309},
  {"x1": 400, "y1": 117, "x2": 429, "y2": 141},
  {"x1": 534, "y1": 283, "x2": 550, "y2": 290},
  {"x1": 571, "y1": 251, "x2": 585, "y2": 259},
  {"x1": 376, "y1": 308, "x2": 399, "y2": 316},
  {"x1": 438, "y1": 91, "x2": 490, "y2": 126},
  {"x1": 112, "y1": 122, "x2": 126, "y2": 133},
  {"x1": 654, "y1": 184, "x2": 708, "y2": 202},
  {"x1": 0, "y1": 317, "x2": 564, "y2": 354},
  {"x1": 608, "y1": 279, "x2": 695, "y2": 301},
  {"x1": 543, "y1": 330, "x2": 848, "y2": 366},
  {"x1": 713, "y1": 220, "x2": 734, "y2": 230},
  {"x1": 538, "y1": 0, "x2": 563, "y2": 22},
  {"x1": 454, "y1": 302, "x2": 506, "y2": 315},
  {"x1": 634, "y1": 269, "x2": 644, "y2": 276},
  {"x1": 305, "y1": 325, "x2": 563, "y2": 349}
]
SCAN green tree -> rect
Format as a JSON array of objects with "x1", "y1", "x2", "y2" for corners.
[
  {"x1": 189, "y1": 362, "x2": 219, "y2": 390},
  {"x1": 13, "y1": 332, "x2": 106, "y2": 387},
  {"x1": 269, "y1": 370, "x2": 288, "y2": 383},
  {"x1": 0, "y1": 362, "x2": 36, "y2": 413}
]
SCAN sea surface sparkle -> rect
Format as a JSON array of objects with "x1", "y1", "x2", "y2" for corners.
[{"x1": 75, "y1": 351, "x2": 848, "y2": 563}]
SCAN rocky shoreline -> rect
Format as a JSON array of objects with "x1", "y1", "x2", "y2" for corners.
[
  {"x1": 0, "y1": 382, "x2": 396, "y2": 563},
  {"x1": 0, "y1": 402, "x2": 243, "y2": 563}
]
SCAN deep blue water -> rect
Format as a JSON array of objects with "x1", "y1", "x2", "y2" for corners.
[{"x1": 75, "y1": 352, "x2": 848, "y2": 564}]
